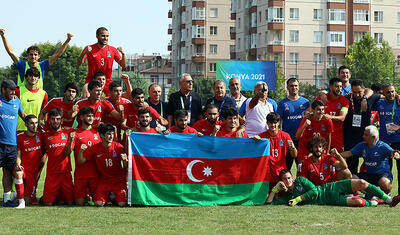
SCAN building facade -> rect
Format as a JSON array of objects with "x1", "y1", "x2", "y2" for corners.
[
  {"x1": 232, "y1": 0, "x2": 400, "y2": 87},
  {"x1": 168, "y1": 0, "x2": 235, "y2": 79}
]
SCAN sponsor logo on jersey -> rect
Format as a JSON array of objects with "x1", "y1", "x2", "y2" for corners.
[
  {"x1": 362, "y1": 150, "x2": 366, "y2": 157},
  {"x1": 373, "y1": 152, "x2": 379, "y2": 156},
  {"x1": 24, "y1": 140, "x2": 30, "y2": 145},
  {"x1": 27, "y1": 99, "x2": 35, "y2": 102},
  {"x1": 321, "y1": 125, "x2": 326, "y2": 132},
  {"x1": 299, "y1": 104, "x2": 304, "y2": 109},
  {"x1": 24, "y1": 146, "x2": 41, "y2": 152},
  {"x1": 107, "y1": 51, "x2": 111, "y2": 58},
  {"x1": 49, "y1": 142, "x2": 66, "y2": 148},
  {"x1": 112, "y1": 150, "x2": 117, "y2": 158},
  {"x1": 296, "y1": 186, "x2": 303, "y2": 192},
  {"x1": 13, "y1": 104, "x2": 17, "y2": 109}
]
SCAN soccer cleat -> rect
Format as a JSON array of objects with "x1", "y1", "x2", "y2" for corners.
[
  {"x1": 16, "y1": 200, "x2": 25, "y2": 209},
  {"x1": 390, "y1": 195, "x2": 400, "y2": 207},
  {"x1": 3, "y1": 200, "x2": 18, "y2": 207}
]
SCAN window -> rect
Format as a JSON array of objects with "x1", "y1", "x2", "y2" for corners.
[
  {"x1": 313, "y1": 53, "x2": 322, "y2": 65},
  {"x1": 195, "y1": 44, "x2": 203, "y2": 54},
  {"x1": 237, "y1": 38, "x2": 241, "y2": 50},
  {"x1": 354, "y1": 10, "x2": 369, "y2": 24},
  {"x1": 258, "y1": 33, "x2": 261, "y2": 44},
  {"x1": 265, "y1": 31, "x2": 269, "y2": 44},
  {"x1": 150, "y1": 75, "x2": 159, "y2": 83},
  {"x1": 374, "y1": 11, "x2": 383, "y2": 22},
  {"x1": 192, "y1": 7, "x2": 205, "y2": 20},
  {"x1": 168, "y1": 78, "x2": 172, "y2": 85},
  {"x1": 397, "y1": 55, "x2": 400, "y2": 66},
  {"x1": 290, "y1": 8, "x2": 299, "y2": 19},
  {"x1": 354, "y1": 32, "x2": 366, "y2": 42},
  {"x1": 313, "y1": 9, "x2": 322, "y2": 20},
  {"x1": 289, "y1": 30, "x2": 299, "y2": 42},
  {"x1": 314, "y1": 75, "x2": 323, "y2": 87},
  {"x1": 181, "y1": 29, "x2": 186, "y2": 41},
  {"x1": 398, "y1": 13, "x2": 400, "y2": 23},
  {"x1": 180, "y1": 47, "x2": 185, "y2": 58},
  {"x1": 238, "y1": 18, "x2": 241, "y2": 29},
  {"x1": 230, "y1": 45, "x2": 235, "y2": 53},
  {"x1": 314, "y1": 31, "x2": 322, "y2": 43},
  {"x1": 374, "y1": 33, "x2": 383, "y2": 44},
  {"x1": 328, "y1": 9, "x2": 346, "y2": 23},
  {"x1": 251, "y1": 12, "x2": 257, "y2": 27},
  {"x1": 209, "y1": 63, "x2": 216, "y2": 72},
  {"x1": 328, "y1": 55, "x2": 337, "y2": 67},
  {"x1": 210, "y1": 26, "x2": 217, "y2": 35},
  {"x1": 398, "y1": 34, "x2": 400, "y2": 45},
  {"x1": 210, "y1": 44, "x2": 218, "y2": 54},
  {"x1": 289, "y1": 53, "x2": 298, "y2": 64},
  {"x1": 210, "y1": 8, "x2": 218, "y2": 18},
  {"x1": 265, "y1": 9, "x2": 268, "y2": 21},
  {"x1": 192, "y1": 25, "x2": 205, "y2": 38},
  {"x1": 268, "y1": 7, "x2": 284, "y2": 22},
  {"x1": 328, "y1": 31, "x2": 345, "y2": 46},
  {"x1": 259, "y1": 11, "x2": 262, "y2": 22}
]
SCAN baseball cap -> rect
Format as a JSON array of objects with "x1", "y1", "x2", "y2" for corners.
[{"x1": 1, "y1": 79, "x2": 18, "y2": 89}]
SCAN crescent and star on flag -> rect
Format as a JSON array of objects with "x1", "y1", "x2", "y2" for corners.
[{"x1": 186, "y1": 160, "x2": 213, "y2": 182}]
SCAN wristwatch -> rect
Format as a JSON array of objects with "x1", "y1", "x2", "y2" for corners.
[{"x1": 362, "y1": 95, "x2": 367, "y2": 100}]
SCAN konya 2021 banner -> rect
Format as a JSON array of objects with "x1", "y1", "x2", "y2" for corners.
[
  {"x1": 216, "y1": 60, "x2": 276, "y2": 91},
  {"x1": 128, "y1": 133, "x2": 270, "y2": 206}
]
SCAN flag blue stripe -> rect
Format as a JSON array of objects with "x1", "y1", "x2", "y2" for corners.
[{"x1": 130, "y1": 133, "x2": 270, "y2": 159}]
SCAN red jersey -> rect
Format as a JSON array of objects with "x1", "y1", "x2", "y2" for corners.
[
  {"x1": 192, "y1": 119, "x2": 223, "y2": 136},
  {"x1": 17, "y1": 132, "x2": 42, "y2": 175},
  {"x1": 170, "y1": 126, "x2": 198, "y2": 134},
  {"x1": 216, "y1": 128, "x2": 248, "y2": 138},
  {"x1": 42, "y1": 128, "x2": 72, "y2": 174},
  {"x1": 75, "y1": 98, "x2": 115, "y2": 128},
  {"x1": 124, "y1": 105, "x2": 161, "y2": 129},
  {"x1": 298, "y1": 153, "x2": 338, "y2": 186},
  {"x1": 297, "y1": 117, "x2": 333, "y2": 161},
  {"x1": 43, "y1": 97, "x2": 76, "y2": 128},
  {"x1": 82, "y1": 44, "x2": 122, "y2": 83},
  {"x1": 73, "y1": 128, "x2": 101, "y2": 179},
  {"x1": 104, "y1": 97, "x2": 131, "y2": 141},
  {"x1": 258, "y1": 130, "x2": 292, "y2": 183},
  {"x1": 84, "y1": 141, "x2": 126, "y2": 184},
  {"x1": 135, "y1": 128, "x2": 158, "y2": 133}
]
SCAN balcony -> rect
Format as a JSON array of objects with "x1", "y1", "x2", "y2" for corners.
[
  {"x1": 168, "y1": 10, "x2": 172, "y2": 18},
  {"x1": 180, "y1": 24, "x2": 186, "y2": 29},
  {"x1": 230, "y1": 52, "x2": 236, "y2": 59},
  {"x1": 268, "y1": 22, "x2": 284, "y2": 30},
  {"x1": 192, "y1": 0, "x2": 206, "y2": 7},
  {"x1": 267, "y1": 45, "x2": 284, "y2": 53},
  {"x1": 268, "y1": 0, "x2": 285, "y2": 7},
  {"x1": 168, "y1": 24, "x2": 172, "y2": 34},
  {"x1": 192, "y1": 20, "x2": 205, "y2": 26},
  {"x1": 180, "y1": 41, "x2": 185, "y2": 47},
  {"x1": 181, "y1": 6, "x2": 186, "y2": 12},
  {"x1": 167, "y1": 41, "x2": 172, "y2": 51},
  {"x1": 327, "y1": 46, "x2": 346, "y2": 54},
  {"x1": 231, "y1": 13, "x2": 236, "y2": 20},
  {"x1": 230, "y1": 32, "x2": 236, "y2": 40},
  {"x1": 192, "y1": 53, "x2": 205, "y2": 63},
  {"x1": 268, "y1": 40, "x2": 283, "y2": 45},
  {"x1": 327, "y1": 0, "x2": 345, "y2": 9},
  {"x1": 192, "y1": 38, "x2": 206, "y2": 44}
]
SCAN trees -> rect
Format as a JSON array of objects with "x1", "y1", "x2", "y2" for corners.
[{"x1": 344, "y1": 33, "x2": 396, "y2": 88}]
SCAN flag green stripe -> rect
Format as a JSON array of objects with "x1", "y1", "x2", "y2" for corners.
[{"x1": 129, "y1": 180, "x2": 269, "y2": 206}]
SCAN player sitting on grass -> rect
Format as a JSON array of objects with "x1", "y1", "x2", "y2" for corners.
[{"x1": 266, "y1": 169, "x2": 400, "y2": 207}]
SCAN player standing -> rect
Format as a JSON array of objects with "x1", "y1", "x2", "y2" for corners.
[
  {"x1": 215, "y1": 108, "x2": 248, "y2": 138},
  {"x1": 193, "y1": 104, "x2": 223, "y2": 136}
]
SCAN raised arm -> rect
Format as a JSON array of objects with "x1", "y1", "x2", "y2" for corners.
[
  {"x1": 295, "y1": 119, "x2": 310, "y2": 140},
  {"x1": 120, "y1": 74, "x2": 132, "y2": 99},
  {"x1": 0, "y1": 29, "x2": 19, "y2": 64},
  {"x1": 330, "y1": 148, "x2": 348, "y2": 170},
  {"x1": 77, "y1": 144, "x2": 88, "y2": 164},
  {"x1": 77, "y1": 45, "x2": 92, "y2": 66},
  {"x1": 339, "y1": 150, "x2": 354, "y2": 159},
  {"x1": 48, "y1": 33, "x2": 73, "y2": 65},
  {"x1": 117, "y1": 47, "x2": 127, "y2": 68}
]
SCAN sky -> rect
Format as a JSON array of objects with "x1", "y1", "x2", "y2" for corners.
[{"x1": 0, "y1": 0, "x2": 170, "y2": 68}]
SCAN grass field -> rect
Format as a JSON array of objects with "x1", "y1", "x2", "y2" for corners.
[{"x1": 1, "y1": 160, "x2": 400, "y2": 234}]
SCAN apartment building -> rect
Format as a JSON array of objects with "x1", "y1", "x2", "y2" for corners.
[
  {"x1": 232, "y1": 0, "x2": 400, "y2": 86},
  {"x1": 168, "y1": 0, "x2": 235, "y2": 79}
]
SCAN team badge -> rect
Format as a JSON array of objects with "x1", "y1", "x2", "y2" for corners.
[
  {"x1": 300, "y1": 104, "x2": 304, "y2": 109},
  {"x1": 36, "y1": 135, "x2": 40, "y2": 143},
  {"x1": 13, "y1": 104, "x2": 17, "y2": 109},
  {"x1": 112, "y1": 150, "x2": 117, "y2": 158},
  {"x1": 94, "y1": 134, "x2": 98, "y2": 140},
  {"x1": 107, "y1": 51, "x2": 111, "y2": 58},
  {"x1": 321, "y1": 125, "x2": 326, "y2": 132},
  {"x1": 296, "y1": 186, "x2": 303, "y2": 192},
  {"x1": 285, "y1": 104, "x2": 289, "y2": 111},
  {"x1": 280, "y1": 139, "x2": 284, "y2": 146},
  {"x1": 362, "y1": 150, "x2": 366, "y2": 157},
  {"x1": 98, "y1": 105, "x2": 102, "y2": 113},
  {"x1": 337, "y1": 103, "x2": 341, "y2": 109},
  {"x1": 61, "y1": 133, "x2": 66, "y2": 140},
  {"x1": 323, "y1": 163, "x2": 328, "y2": 170}
]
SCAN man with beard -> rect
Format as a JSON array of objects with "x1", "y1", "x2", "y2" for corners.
[
  {"x1": 0, "y1": 80, "x2": 26, "y2": 207},
  {"x1": 298, "y1": 137, "x2": 351, "y2": 186},
  {"x1": 205, "y1": 80, "x2": 236, "y2": 121},
  {"x1": 40, "y1": 82, "x2": 79, "y2": 130},
  {"x1": 166, "y1": 110, "x2": 202, "y2": 135},
  {"x1": 71, "y1": 81, "x2": 122, "y2": 129},
  {"x1": 146, "y1": 84, "x2": 168, "y2": 130},
  {"x1": 253, "y1": 112, "x2": 297, "y2": 186},
  {"x1": 193, "y1": 104, "x2": 222, "y2": 136},
  {"x1": 67, "y1": 107, "x2": 101, "y2": 206},
  {"x1": 122, "y1": 88, "x2": 167, "y2": 130},
  {"x1": 227, "y1": 77, "x2": 247, "y2": 109},
  {"x1": 16, "y1": 67, "x2": 48, "y2": 132},
  {"x1": 14, "y1": 115, "x2": 44, "y2": 208},
  {"x1": 133, "y1": 108, "x2": 158, "y2": 133},
  {"x1": 316, "y1": 77, "x2": 349, "y2": 152},
  {"x1": 77, "y1": 27, "x2": 127, "y2": 95},
  {"x1": 215, "y1": 108, "x2": 248, "y2": 138},
  {"x1": 41, "y1": 108, "x2": 74, "y2": 206}
]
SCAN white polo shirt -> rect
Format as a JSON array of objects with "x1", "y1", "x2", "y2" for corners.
[{"x1": 245, "y1": 98, "x2": 274, "y2": 137}]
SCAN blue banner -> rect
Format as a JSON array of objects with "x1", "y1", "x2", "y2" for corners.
[{"x1": 216, "y1": 61, "x2": 276, "y2": 91}]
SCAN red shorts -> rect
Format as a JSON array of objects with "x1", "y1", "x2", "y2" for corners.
[
  {"x1": 43, "y1": 172, "x2": 74, "y2": 204},
  {"x1": 74, "y1": 177, "x2": 98, "y2": 200},
  {"x1": 94, "y1": 181, "x2": 126, "y2": 204},
  {"x1": 13, "y1": 167, "x2": 38, "y2": 200}
]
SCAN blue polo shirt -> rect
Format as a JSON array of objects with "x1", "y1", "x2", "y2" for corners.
[
  {"x1": 277, "y1": 96, "x2": 310, "y2": 141},
  {"x1": 0, "y1": 95, "x2": 23, "y2": 145},
  {"x1": 372, "y1": 99, "x2": 400, "y2": 144},
  {"x1": 350, "y1": 140, "x2": 393, "y2": 175}
]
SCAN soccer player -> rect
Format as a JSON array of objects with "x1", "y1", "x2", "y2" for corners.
[
  {"x1": 0, "y1": 80, "x2": 26, "y2": 207},
  {"x1": 215, "y1": 108, "x2": 248, "y2": 138},
  {"x1": 296, "y1": 100, "x2": 333, "y2": 162},
  {"x1": 167, "y1": 110, "x2": 202, "y2": 135},
  {"x1": 68, "y1": 107, "x2": 101, "y2": 206},
  {"x1": 146, "y1": 83, "x2": 168, "y2": 130},
  {"x1": 104, "y1": 80, "x2": 132, "y2": 142},
  {"x1": 193, "y1": 104, "x2": 223, "y2": 136},
  {"x1": 132, "y1": 108, "x2": 158, "y2": 133},
  {"x1": 70, "y1": 81, "x2": 122, "y2": 129},
  {"x1": 253, "y1": 112, "x2": 296, "y2": 186},
  {"x1": 266, "y1": 169, "x2": 400, "y2": 207},
  {"x1": 0, "y1": 29, "x2": 73, "y2": 89},
  {"x1": 78, "y1": 123, "x2": 128, "y2": 207},
  {"x1": 14, "y1": 115, "x2": 44, "y2": 208},
  {"x1": 122, "y1": 88, "x2": 168, "y2": 130},
  {"x1": 227, "y1": 77, "x2": 247, "y2": 110},
  {"x1": 316, "y1": 77, "x2": 349, "y2": 152},
  {"x1": 16, "y1": 67, "x2": 48, "y2": 132},
  {"x1": 205, "y1": 80, "x2": 236, "y2": 121},
  {"x1": 41, "y1": 108, "x2": 74, "y2": 206},
  {"x1": 298, "y1": 137, "x2": 351, "y2": 186},
  {"x1": 340, "y1": 125, "x2": 400, "y2": 194},
  {"x1": 77, "y1": 27, "x2": 126, "y2": 95},
  {"x1": 39, "y1": 82, "x2": 78, "y2": 130},
  {"x1": 277, "y1": 77, "x2": 310, "y2": 170}
]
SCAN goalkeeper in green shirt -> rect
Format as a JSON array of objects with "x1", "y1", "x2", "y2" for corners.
[{"x1": 266, "y1": 169, "x2": 400, "y2": 207}]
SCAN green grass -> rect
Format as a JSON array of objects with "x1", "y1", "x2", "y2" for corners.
[{"x1": 1, "y1": 161, "x2": 400, "y2": 234}]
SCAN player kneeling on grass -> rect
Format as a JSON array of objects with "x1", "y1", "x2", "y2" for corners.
[
  {"x1": 266, "y1": 169, "x2": 400, "y2": 207},
  {"x1": 78, "y1": 123, "x2": 128, "y2": 207},
  {"x1": 298, "y1": 136, "x2": 352, "y2": 186}
]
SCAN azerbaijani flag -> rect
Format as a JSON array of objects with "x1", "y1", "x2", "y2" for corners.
[{"x1": 128, "y1": 133, "x2": 270, "y2": 206}]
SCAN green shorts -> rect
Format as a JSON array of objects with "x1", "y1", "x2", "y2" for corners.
[{"x1": 320, "y1": 179, "x2": 353, "y2": 206}]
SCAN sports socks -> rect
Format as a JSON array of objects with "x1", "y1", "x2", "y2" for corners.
[
  {"x1": 365, "y1": 184, "x2": 391, "y2": 203},
  {"x1": 3, "y1": 191, "x2": 11, "y2": 203},
  {"x1": 14, "y1": 179, "x2": 24, "y2": 200}
]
